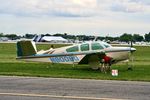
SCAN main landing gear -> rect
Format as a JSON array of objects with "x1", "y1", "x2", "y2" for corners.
[
  {"x1": 100, "y1": 59, "x2": 111, "y2": 73},
  {"x1": 89, "y1": 55, "x2": 112, "y2": 73}
]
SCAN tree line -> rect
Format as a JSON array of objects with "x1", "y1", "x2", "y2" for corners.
[{"x1": 0, "y1": 32, "x2": 150, "y2": 42}]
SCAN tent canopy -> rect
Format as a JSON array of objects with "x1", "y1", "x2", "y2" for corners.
[{"x1": 41, "y1": 36, "x2": 67, "y2": 42}]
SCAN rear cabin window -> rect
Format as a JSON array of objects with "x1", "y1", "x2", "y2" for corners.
[
  {"x1": 66, "y1": 46, "x2": 79, "y2": 52},
  {"x1": 81, "y1": 43, "x2": 89, "y2": 51},
  {"x1": 92, "y1": 43, "x2": 104, "y2": 50}
]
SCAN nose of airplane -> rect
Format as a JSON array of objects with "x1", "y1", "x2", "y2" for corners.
[{"x1": 131, "y1": 47, "x2": 136, "y2": 52}]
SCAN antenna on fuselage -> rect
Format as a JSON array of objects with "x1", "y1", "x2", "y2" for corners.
[
  {"x1": 93, "y1": 33, "x2": 100, "y2": 41},
  {"x1": 93, "y1": 36, "x2": 98, "y2": 41}
]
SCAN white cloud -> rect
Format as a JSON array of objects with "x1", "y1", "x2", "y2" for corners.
[
  {"x1": 0, "y1": 0, "x2": 99, "y2": 17},
  {"x1": 130, "y1": 0, "x2": 150, "y2": 5},
  {"x1": 0, "y1": 0, "x2": 150, "y2": 17},
  {"x1": 110, "y1": 0, "x2": 150, "y2": 13},
  {"x1": 0, "y1": 0, "x2": 150, "y2": 36}
]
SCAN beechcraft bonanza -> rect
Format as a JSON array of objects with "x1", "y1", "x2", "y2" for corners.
[{"x1": 16, "y1": 40, "x2": 136, "y2": 72}]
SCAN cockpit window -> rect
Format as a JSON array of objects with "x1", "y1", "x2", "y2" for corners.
[
  {"x1": 81, "y1": 43, "x2": 89, "y2": 51},
  {"x1": 101, "y1": 42, "x2": 111, "y2": 48},
  {"x1": 66, "y1": 46, "x2": 79, "y2": 52},
  {"x1": 103, "y1": 44, "x2": 110, "y2": 48},
  {"x1": 92, "y1": 43, "x2": 104, "y2": 50}
]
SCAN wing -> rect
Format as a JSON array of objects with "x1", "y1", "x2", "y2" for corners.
[
  {"x1": 17, "y1": 50, "x2": 105, "y2": 60},
  {"x1": 78, "y1": 52, "x2": 105, "y2": 64}
]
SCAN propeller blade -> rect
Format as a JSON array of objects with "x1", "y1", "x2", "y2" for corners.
[
  {"x1": 128, "y1": 40, "x2": 136, "y2": 70},
  {"x1": 128, "y1": 52, "x2": 133, "y2": 70}
]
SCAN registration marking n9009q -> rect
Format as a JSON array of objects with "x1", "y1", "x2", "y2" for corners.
[{"x1": 49, "y1": 56, "x2": 79, "y2": 63}]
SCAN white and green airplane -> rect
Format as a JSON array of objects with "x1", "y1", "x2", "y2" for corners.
[{"x1": 16, "y1": 40, "x2": 136, "y2": 70}]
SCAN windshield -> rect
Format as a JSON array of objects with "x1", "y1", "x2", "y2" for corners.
[{"x1": 101, "y1": 42, "x2": 111, "y2": 48}]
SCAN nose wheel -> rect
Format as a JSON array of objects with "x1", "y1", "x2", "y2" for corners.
[{"x1": 128, "y1": 67, "x2": 133, "y2": 70}]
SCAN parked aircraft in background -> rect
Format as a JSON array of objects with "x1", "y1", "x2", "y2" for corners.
[{"x1": 16, "y1": 40, "x2": 136, "y2": 72}]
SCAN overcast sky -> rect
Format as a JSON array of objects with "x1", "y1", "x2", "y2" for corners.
[{"x1": 0, "y1": 0, "x2": 150, "y2": 36}]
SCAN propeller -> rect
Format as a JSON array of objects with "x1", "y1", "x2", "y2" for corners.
[{"x1": 128, "y1": 40, "x2": 136, "y2": 70}]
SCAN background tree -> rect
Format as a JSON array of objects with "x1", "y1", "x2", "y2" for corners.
[
  {"x1": 25, "y1": 33, "x2": 35, "y2": 39},
  {"x1": 119, "y1": 33, "x2": 133, "y2": 43},
  {"x1": 45, "y1": 33, "x2": 51, "y2": 36},
  {"x1": 105, "y1": 36, "x2": 119, "y2": 42},
  {"x1": 0, "y1": 33, "x2": 4, "y2": 37},
  {"x1": 5, "y1": 34, "x2": 18, "y2": 40},
  {"x1": 133, "y1": 34, "x2": 143, "y2": 42},
  {"x1": 145, "y1": 32, "x2": 150, "y2": 42}
]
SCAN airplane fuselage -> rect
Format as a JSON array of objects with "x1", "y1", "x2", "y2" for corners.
[{"x1": 22, "y1": 41, "x2": 135, "y2": 65}]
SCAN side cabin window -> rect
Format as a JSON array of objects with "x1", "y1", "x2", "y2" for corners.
[
  {"x1": 92, "y1": 43, "x2": 104, "y2": 50},
  {"x1": 81, "y1": 43, "x2": 89, "y2": 51},
  {"x1": 66, "y1": 46, "x2": 79, "y2": 52}
]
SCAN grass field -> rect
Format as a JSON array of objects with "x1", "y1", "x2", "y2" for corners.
[{"x1": 0, "y1": 43, "x2": 150, "y2": 81}]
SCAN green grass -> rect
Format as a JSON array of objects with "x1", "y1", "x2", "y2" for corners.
[{"x1": 0, "y1": 43, "x2": 150, "y2": 81}]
